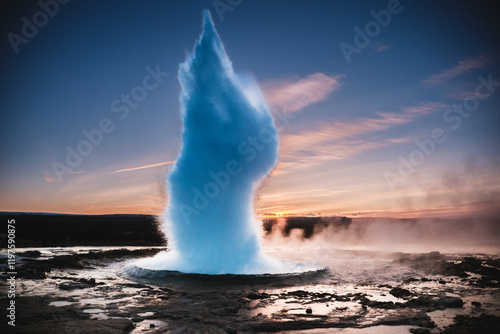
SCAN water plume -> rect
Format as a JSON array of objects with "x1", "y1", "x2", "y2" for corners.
[{"x1": 131, "y1": 10, "x2": 322, "y2": 275}]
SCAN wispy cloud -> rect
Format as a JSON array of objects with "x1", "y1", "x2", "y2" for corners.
[
  {"x1": 374, "y1": 43, "x2": 390, "y2": 53},
  {"x1": 401, "y1": 102, "x2": 450, "y2": 115},
  {"x1": 45, "y1": 170, "x2": 87, "y2": 182},
  {"x1": 422, "y1": 54, "x2": 491, "y2": 85},
  {"x1": 276, "y1": 101, "x2": 448, "y2": 173},
  {"x1": 111, "y1": 160, "x2": 175, "y2": 174},
  {"x1": 45, "y1": 162, "x2": 168, "y2": 214},
  {"x1": 262, "y1": 73, "x2": 343, "y2": 113},
  {"x1": 448, "y1": 90, "x2": 490, "y2": 100},
  {"x1": 282, "y1": 101, "x2": 447, "y2": 152},
  {"x1": 57, "y1": 170, "x2": 87, "y2": 175},
  {"x1": 274, "y1": 138, "x2": 402, "y2": 176}
]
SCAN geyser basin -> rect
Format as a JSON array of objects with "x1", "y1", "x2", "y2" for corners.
[
  {"x1": 125, "y1": 265, "x2": 329, "y2": 288},
  {"x1": 131, "y1": 10, "x2": 324, "y2": 275}
]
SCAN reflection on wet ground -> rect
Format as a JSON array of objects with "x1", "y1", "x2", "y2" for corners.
[{"x1": 1, "y1": 246, "x2": 499, "y2": 333}]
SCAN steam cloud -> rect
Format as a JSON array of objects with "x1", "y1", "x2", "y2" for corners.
[{"x1": 262, "y1": 216, "x2": 500, "y2": 255}]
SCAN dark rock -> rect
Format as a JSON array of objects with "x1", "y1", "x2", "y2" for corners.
[
  {"x1": 224, "y1": 306, "x2": 240, "y2": 314},
  {"x1": 378, "y1": 311, "x2": 435, "y2": 328},
  {"x1": 405, "y1": 295, "x2": 463, "y2": 309},
  {"x1": 441, "y1": 314, "x2": 500, "y2": 334},
  {"x1": 306, "y1": 308, "x2": 312, "y2": 314},
  {"x1": 410, "y1": 328, "x2": 430, "y2": 334},
  {"x1": 434, "y1": 303, "x2": 446, "y2": 310},
  {"x1": 287, "y1": 290, "x2": 310, "y2": 298},
  {"x1": 22, "y1": 267, "x2": 47, "y2": 279},
  {"x1": 59, "y1": 281, "x2": 92, "y2": 290},
  {"x1": 403, "y1": 277, "x2": 419, "y2": 283},
  {"x1": 246, "y1": 292, "x2": 270, "y2": 300},
  {"x1": 471, "y1": 301, "x2": 481, "y2": 307},
  {"x1": 18, "y1": 250, "x2": 42, "y2": 258},
  {"x1": 406, "y1": 296, "x2": 432, "y2": 307},
  {"x1": 58, "y1": 277, "x2": 102, "y2": 290},
  {"x1": 11, "y1": 248, "x2": 164, "y2": 279},
  {"x1": 359, "y1": 296, "x2": 396, "y2": 309},
  {"x1": 390, "y1": 287, "x2": 414, "y2": 299},
  {"x1": 121, "y1": 283, "x2": 149, "y2": 289},
  {"x1": 439, "y1": 296, "x2": 464, "y2": 308},
  {"x1": 370, "y1": 301, "x2": 396, "y2": 309},
  {"x1": 335, "y1": 295, "x2": 350, "y2": 302},
  {"x1": 79, "y1": 278, "x2": 97, "y2": 285},
  {"x1": 460, "y1": 257, "x2": 483, "y2": 272},
  {"x1": 351, "y1": 293, "x2": 366, "y2": 301},
  {"x1": 391, "y1": 252, "x2": 493, "y2": 278},
  {"x1": 15, "y1": 319, "x2": 135, "y2": 334}
]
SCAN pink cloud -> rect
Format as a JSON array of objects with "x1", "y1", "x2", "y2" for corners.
[
  {"x1": 262, "y1": 73, "x2": 343, "y2": 113},
  {"x1": 401, "y1": 101, "x2": 450, "y2": 114},
  {"x1": 422, "y1": 54, "x2": 491, "y2": 85},
  {"x1": 375, "y1": 44, "x2": 390, "y2": 53},
  {"x1": 276, "y1": 101, "x2": 448, "y2": 173}
]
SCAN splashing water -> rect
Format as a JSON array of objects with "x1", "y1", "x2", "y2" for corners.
[{"x1": 131, "y1": 10, "x2": 322, "y2": 275}]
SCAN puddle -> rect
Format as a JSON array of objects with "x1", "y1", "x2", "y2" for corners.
[
  {"x1": 49, "y1": 301, "x2": 74, "y2": 307},
  {"x1": 130, "y1": 319, "x2": 169, "y2": 333},
  {"x1": 137, "y1": 311, "x2": 155, "y2": 317},
  {"x1": 83, "y1": 308, "x2": 109, "y2": 320},
  {"x1": 4, "y1": 246, "x2": 500, "y2": 333},
  {"x1": 251, "y1": 298, "x2": 361, "y2": 317},
  {"x1": 79, "y1": 297, "x2": 132, "y2": 305},
  {"x1": 286, "y1": 325, "x2": 420, "y2": 333}
]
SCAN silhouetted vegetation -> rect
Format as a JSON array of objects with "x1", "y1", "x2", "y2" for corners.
[
  {"x1": 0, "y1": 212, "x2": 166, "y2": 247},
  {"x1": 262, "y1": 216, "x2": 351, "y2": 239}
]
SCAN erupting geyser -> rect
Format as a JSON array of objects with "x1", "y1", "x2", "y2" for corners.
[{"x1": 130, "y1": 10, "x2": 322, "y2": 275}]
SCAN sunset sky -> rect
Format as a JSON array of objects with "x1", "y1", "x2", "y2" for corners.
[{"x1": 1, "y1": 0, "x2": 499, "y2": 218}]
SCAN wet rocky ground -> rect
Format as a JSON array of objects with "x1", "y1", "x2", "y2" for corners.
[{"x1": 1, "y1": 248, "x2": 499, "y2": 333}]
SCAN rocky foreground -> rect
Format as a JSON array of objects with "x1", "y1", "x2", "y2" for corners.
[{"x1": 0, "y1": 248, "x2": 499, "y2": 333}]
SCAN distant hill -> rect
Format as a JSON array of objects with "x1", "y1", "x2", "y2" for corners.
[{"x1": 0, "y1": 212, "x2": 166, "y2": 247}]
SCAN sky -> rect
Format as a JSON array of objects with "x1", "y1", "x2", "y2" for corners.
[{"x1": 1, "y1": 0, "x2": 499, "y2": 218}]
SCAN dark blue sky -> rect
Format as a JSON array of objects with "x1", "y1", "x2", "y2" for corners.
[{"x1": 1, "y1": 0, "x2": 499, "y2": 216}]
